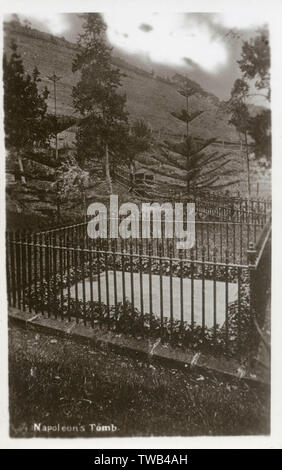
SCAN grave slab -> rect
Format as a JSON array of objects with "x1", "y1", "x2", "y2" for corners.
[{"x1": 68, "y1": 271, "x2": 238, "y2": 327}]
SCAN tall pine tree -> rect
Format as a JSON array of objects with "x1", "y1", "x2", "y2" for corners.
[
  {"x1": 4, "y1": 41, "x2": 49, "y2": 183},
  {"x1": 165, "y1": 77, "x2": 239, "y2": 195},
  {"x1": 238, "y1": 28, "x2": 271, "y2": 163},
  {"x1": 228, "y1": 78, "x2": 252, "y2": 198},
  {"x1": 72, "y1": 13, "x2": 129, "y2": 193}
]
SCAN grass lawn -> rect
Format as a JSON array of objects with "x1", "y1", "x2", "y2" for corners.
[{"x1": 9, "y1": 324, "x2": 270, "y2": 438}]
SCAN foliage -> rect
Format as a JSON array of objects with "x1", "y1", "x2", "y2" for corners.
[
  {"x1": 247, "y1": 109, "x2": 271, "y2": 161},
  {"x1": 238, "y1": 27, "x2": 270, "y2": 99},
  {"x1": 228, "y1": 79, "x2": 271, "y2": 164},
  {"x1": 54, "y1": 156, "x2": 89, "y2": 202},
  {"x1": 168, "y1": 79, "x2": 237, "y2": 193},
  {"x1": 124, "y1": 119, "x2": 152, "y2": 171},
  {"x1": 163, "y1": 136, "x2": 234, "y2": 193},
  {"x1": 227, "y1": 78, "x2": 252, "y2": 197},
  {"x1": 228, "y1": 78, "x2": 250, "y2": 135},
  {"x1": 45, "y1": 114, "x2": 78, "y2": 137},
  {"x1": 72, "y1": 13, "x2": 129, "y2": 168},
  {"x1": 53, "y1": 155, "x2": 89, "y2": 220},
  {"x1": 230, "y1": 28, "x2": 271, "y2": 162},
  {"x1": 3, "y1": 41, "x2": 50, "y2": 151},
  {"x1": 131, "y1": 119, "x2": 152, "y2": 151},
  {"x1": 25, "y1": 249, "x2": 252, "y2": 358}
]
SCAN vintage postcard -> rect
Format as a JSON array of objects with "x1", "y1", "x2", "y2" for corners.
[{"x1": 0, "y1": 0, "x2": 281, "y2": 449}]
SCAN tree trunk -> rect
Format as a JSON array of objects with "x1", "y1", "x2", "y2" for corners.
[
  {"x1": 186, "y1": 157, "x2": 190, "y2": 194},
  {"x1": 17, "y1": 154, "x2": 26, "y2": 184},
  {"x1": 244, "y1": 131, "x2": 251, "y2": 201},
  {"x1": 186, "y1": 93, "x2": 190, "y2": 195},
  {"x1": 82, "y1": 190, "x2": 86, "y2": 223},
  {"x1": 105, "y1": 142, "x2": 113, "y2": 194},
  {"x1": 130, "y1": 160, "x2": 135, "y2": 192},
  {"x1": 56, "y1": 199, "x2": 61, "y2": 224},
  {"x1": 111, "y1": 154, "x2": 116, "y2": 182}
]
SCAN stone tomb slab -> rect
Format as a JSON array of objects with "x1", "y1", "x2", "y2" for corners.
[{"x1": 68, "y1": 271, "x2": 238, "y2": 328}]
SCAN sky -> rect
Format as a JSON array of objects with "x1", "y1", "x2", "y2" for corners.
[{"x1": 6, "y1": 12, "x2": 269, "y2": 104}]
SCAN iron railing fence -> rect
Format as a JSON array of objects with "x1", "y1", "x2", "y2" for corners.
[
  {"x1": 194, "y1": 196, "x2": 269, "y2": 224},
  {"x1": 6, "y1": 194, "x2": 271, "y2": 356},
  {"x1": 113, "y1": 167, "x2": 271, "y2": 217},
  {"x1": 124, "y1": 182, "x2": 271, "y2": 222},
  {"x1": 248, "y1": 221, "x2": 271, "y2": 330},
  {"x1": 191, "y1": 189, "x2": 271, "y2": 212},
  {"x1": 35, "y1": 218, "x2": 265, "y2": 265},
  {"x1": 7, "y1": 231, "x2": 257, "y2": 356}
]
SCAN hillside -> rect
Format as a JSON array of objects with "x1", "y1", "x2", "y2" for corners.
[
  {"x1": 4, "y1": 21, "x2": 271, "y2": 228},
  {"x1": 4, "y1": 20, "x2": 237, "y2": 141}
]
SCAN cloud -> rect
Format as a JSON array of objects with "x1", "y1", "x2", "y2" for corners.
[
  {"x1": 212, "y1": 11, "x2": 268, "y2": 29},
  {"x1": 139, "y1": 23, "x2": 153, "y2": 33},
  {"x1": 103, "y1": 12, "x2": 228, "y2": 73},
  {"x1": 183, "y1": 57, "x2": 200, "y2": 69},
  {"x1": 6, "y1": 13, "x2": 71, "y2": 36},
  {"x1": 6, "y1": 11, "x2": 267, "y2": 89}
]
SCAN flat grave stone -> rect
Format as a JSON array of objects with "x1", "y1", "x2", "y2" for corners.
[{"x1": 67, "y1": 271, "x2": 238, "y2": 327}]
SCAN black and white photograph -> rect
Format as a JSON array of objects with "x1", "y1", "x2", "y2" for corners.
[{"x1": 1, "y1": 0, "x2": 280, "y2": 446}]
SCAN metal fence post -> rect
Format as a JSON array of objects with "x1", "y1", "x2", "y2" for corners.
[
  {"x1": 247, "y1": 242, "x2": 257, "y2": 331},
  {"x1": 6, "y1": 232, "x2": 11, "y2": 307}
]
